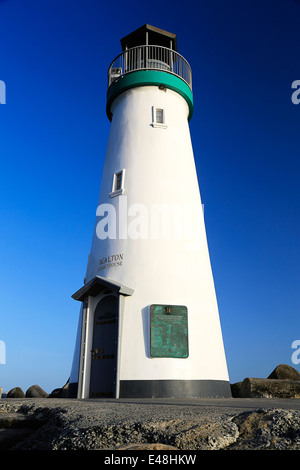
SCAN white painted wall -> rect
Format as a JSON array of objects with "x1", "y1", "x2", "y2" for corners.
[{"x1": 84, "y1": 85, "x2": 229, "y2": 384}]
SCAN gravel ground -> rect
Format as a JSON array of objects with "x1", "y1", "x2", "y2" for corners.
[{"x1": 1, "y1": 398, "x2": 300, "y2": 450}]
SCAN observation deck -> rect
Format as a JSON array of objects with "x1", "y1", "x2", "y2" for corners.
[
  {"x1": 106, "y1": 26, "x2": 193, "y2": 121},
  {"x1": 107, "y1": 45, "x2": 192, "y2": 90}
]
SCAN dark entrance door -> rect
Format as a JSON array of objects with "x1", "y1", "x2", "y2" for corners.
[{"x1": 89, "y1": 295, "x2": 118, "y2": 398}]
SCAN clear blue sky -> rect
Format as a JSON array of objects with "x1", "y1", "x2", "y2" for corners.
[{"x1": 0, "y1": 0, "x2": 299, "y2": 394}]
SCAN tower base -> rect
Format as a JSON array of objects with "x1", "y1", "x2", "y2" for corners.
[
  {"x1": 119, "y1": 380, "x2": 232, "y2": 398},
  {"x1": 68, "y1": 379, "x2": 232, "y2": 399}
]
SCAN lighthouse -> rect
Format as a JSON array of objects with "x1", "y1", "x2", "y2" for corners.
[{"x1": 68, "y1": 25, "x2": 231, "y2": 399}]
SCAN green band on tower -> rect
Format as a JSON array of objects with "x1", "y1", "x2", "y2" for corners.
[{"x1": 106, "y1": 70, "x2": 193, "y2": 122}]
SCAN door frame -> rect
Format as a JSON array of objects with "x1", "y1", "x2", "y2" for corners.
[
  {"x1": 73, "y1": 276, "x2": 134, "y2": 399},
  {"x1": 77, "y1": 292, "x2": 119, "y2": 399}
]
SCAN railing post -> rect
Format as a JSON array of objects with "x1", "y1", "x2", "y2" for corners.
[
  {"x1": 138, "y1": 46, "x2": 141, "y2": 69},
  {"x1": 169, "y1": 40, "x2": 173, "y2": 73},
  {"x1": 124, "y1": 48, "x2": 128, "y2": 73},
  {"x1": 179, "y1": 56, "x2": 182, "y2": 81}
]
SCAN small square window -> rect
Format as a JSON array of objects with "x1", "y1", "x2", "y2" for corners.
[
  {"x1": 110, "y1": 169, "x2": 125, "y2": 197},
  {"x1": 152, "y1": 106, "x2": 167, "y2": 128}
]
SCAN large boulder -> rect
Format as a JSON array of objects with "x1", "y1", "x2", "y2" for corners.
[
  {"x1": 7, "y1": 387, "x2": 25, "y2": 398},
  {"x1": 239, "y1": 377, "x2": 300, "y2": 398},
  {"x1": 26, "y1": 385, "x2": 48, "y2": 398},
  {"x1": 231, "y1": 364, "x2": 300, "y2": 398},
  {"x1": 268, "y1": 364, "x2": 300, "y2": 380},
  {"x1": 230, "y1": 382, "x2": 242, "y2": 398},
  {"x1": 48, "y1": 378, "x2": 69, "y2": 398}
]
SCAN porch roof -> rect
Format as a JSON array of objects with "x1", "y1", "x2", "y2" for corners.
[{"x1": 72, "y1": 275, "x2": 134, "y2": 302}]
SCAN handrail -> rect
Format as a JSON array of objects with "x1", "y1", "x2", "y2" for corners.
[{"x1": 108, "y1": 45, "x2": 192, "y2": 90}]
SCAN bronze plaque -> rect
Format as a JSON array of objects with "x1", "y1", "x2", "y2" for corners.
[{"x1": 150, "y1": 304, "x2": 188, "y2": 358}]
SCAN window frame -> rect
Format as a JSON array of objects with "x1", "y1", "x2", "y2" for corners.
[
  {"x1": 152, "y1": 106, "x2": 167, "y2": 128},
  {"x1": 110, "y1": 169, "x2": 125, "y2": 197}
]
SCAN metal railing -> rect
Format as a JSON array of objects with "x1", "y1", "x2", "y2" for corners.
[{"x1": 108, "y1": 45, "x2": 192, "y2": 90}]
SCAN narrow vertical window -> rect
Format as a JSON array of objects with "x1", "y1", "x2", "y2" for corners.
[
  {"x1": 115, "y1": 172, "x2": 122, "y2": 191},
  {"x1": 152, "y1": 106, "x2": 167, "y2": 128},
  {"x1": 110, "y1": 169, "x2": 125, "y2": 197},
  {"x1": 155, "y1": 108, "x2": 164, "y2": 124}
]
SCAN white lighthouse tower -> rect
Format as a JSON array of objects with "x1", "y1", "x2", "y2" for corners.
[{"x1": 68, "y1": 25, "x2": 231, "y2": 399}]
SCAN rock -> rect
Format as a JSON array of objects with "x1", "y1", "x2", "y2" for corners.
[
  {"x1": 48, "y1": 378, "x2": 69, "y2": 398},
  {"x1": 0, "y1": 400, "x2": 299, "y2": 450},
  {"x1": 231, "y1": 364, "x2": 300, "y2": 398},
  {"x1": 7, "y1": 388, "x2": 25, "y2": 399},
  {"x1": 26, "y1": 385, "x2": 48, "y2": 398},
  {"x1": 0, "y1": 429, "x2": 34, "y2": 450},
  {"x1": 115, "y1": 443, "x2": 179, "y2": 450},
  {"x1": 0, "y1": 410, "x2": 45, "y2": 450},
  {"x1": 0, "y1": 412, "x2": 41, "y2": 429},
  {"x1": 48, "y1": 388, "x2": 67, "y2": 398},
  {"x1": 231, "y1": 382, "x2": 242, "y2": 398},
  {"x1": 230, "y1": 408, "x2": 300, "y2": 450},
  {"x1": 268, "y1": 364, "x2": 300, "y2": 381},
  {"x1": 239, "y1": 377, "x2": 300, "y2": 398}
]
